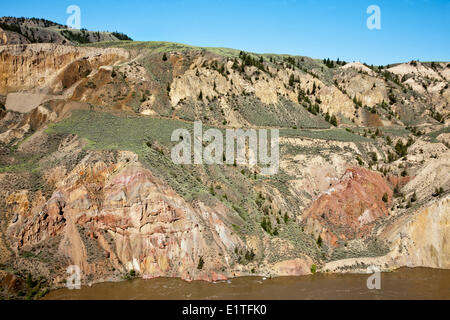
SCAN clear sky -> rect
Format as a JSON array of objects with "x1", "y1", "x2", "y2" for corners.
[{"x1": 2, "y1": 0, "x2": 449, "y2": 65}]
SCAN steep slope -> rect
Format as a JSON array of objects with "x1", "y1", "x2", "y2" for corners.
[
  {"x1": 324, "y1": 195, "x2": 450, "y2": 272},
  {"x1": 0, "y1": 38, "x2": 448, "y2": 299}
]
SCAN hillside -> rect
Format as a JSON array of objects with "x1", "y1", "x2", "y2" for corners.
[
  {"x1": 0, "y1": 18, "x2": 448, "y2": 299},
  {"x1": 0, "y1": 17, "x2": 132, "y2": 45}
]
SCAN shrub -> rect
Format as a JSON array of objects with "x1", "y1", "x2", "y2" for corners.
[
  {"x1": 317, "y1": 235, "x2": 323, "y2": 248},
  {"x1": 432, "y1": 187, "x2": 444, "y2": 197},
  {"x1": 311, "y1": 264, "x2": 317, "y2": 274},
  {"x1": 197, "y1": 256, "x2": 205, "y2": 270},
  {"x1": 112, "y1": 31, "x2": 132, "y2": 41},
  {"x1": 395, "y1": 140, "x2": 408, "y2": 157},
  {"x1": 370, "y1": 152, "x2": 378, "y2": 162},
  {"x1": 289, "y1": 74, "x2": 295, "y2": 87},
  {"x1": 387, "y1": 151, "x2": 396, "y2": 163},
  {"x1": 393, "y1": 185, "x2": 402, "y2": 198},
  {"x1": 89, "y1": 80, "x2": 98, "y2": 89},
  {"x1": 356, "y1": 156, "x2": 364, "y2": 166},
  {"x1": 245, "y1": 249, "x2": 255, "y2": 261},
  {"x1": 330, "y1": 115, "x2": 338, "y2": 127},
  {"x1": 386, "y1": 136, "x2": 392, "y2": 145},
  {"x1": 261, "y1": 217, "x2": 272, "y2": 234}
]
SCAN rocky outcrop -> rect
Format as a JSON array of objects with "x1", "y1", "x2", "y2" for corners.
[
  {"x1": 303, "y1": 168, "x2": 392, "y2": 246},
  {"x1": 270, "y1": 258, "x2": 313, "y2": 276},
  {"x1": 169, "y1": 56, "x2": 357, "y2": 122},
  {"x1": 323, "y1": 195, "x2": 450, "y2": 272},
  {"x1": 6, "y1": 151, "x2": 243, "y2": 283},
  {"x1": 381, "y1": 196, "x2": 450, "y2": 269}
]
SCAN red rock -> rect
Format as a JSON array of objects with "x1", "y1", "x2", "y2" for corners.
[{"x1": 304, "y1": 168, "x2": 392, "y2": 246}]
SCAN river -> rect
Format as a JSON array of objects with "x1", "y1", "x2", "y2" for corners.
[{"x1": 44, "y1": 267, "x2": 450, "y2": 300}]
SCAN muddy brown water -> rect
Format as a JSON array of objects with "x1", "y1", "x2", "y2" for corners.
[{"x1": 44, "y1": 268, "x2": 450, "y2": 300}]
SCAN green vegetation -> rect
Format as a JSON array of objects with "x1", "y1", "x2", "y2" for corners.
[
  {"x1": 231, "y1": 96, "x2": 330, "y2": 129},
  {"x1": 111, "y1": 31, "x2": 133, "y2": 41},
  {"x1": 245, "y1": 249, "x2": 255, "y2": 261},
  {"x1": 81, "y1": 41, "x2": 243, "y2": 58},
  {"x1": 280, "y1": 128, "x2": 371, "y2": 142},
  {"x1": 260, "y1": 217, "x2": 273, "y2": 235},
  {"x1": 235, "y1": 248, "x2": 256, "y2": 264},
  {"x1": 329, "y1": 238, "x2": 390, "y2": 262},
  {"x1": 9, "y1": 273, "x2": 50, "y2": 300},
  {"x1": 238, "y1": 51, "x2": 267, "y2": 73},
  {"x1": 60, "y1": 29, "x2": 91, "y2": 44},
  {"x1": 197, "y1": 256, "x2": 205, "y2": 270},
  {"x1": 45, "y1": 109, "x2": 213, "y2": 199},
  {"x1": 46, "y1": 109, "x2": 190, "y2": 153},
  {"x1": 356, "y1": 156, "x2": 364, "y2": 166},
  {"x1": 316, "y1": 235, "x2": 323, "y2": 248},
  {"x1": 322, "y1": 58, "x2": 336, "y2": 68},
  {"x1": 394, "y1": 140, "x2": 409, "y2": 157},
  {"x1": 329, "y1": 115, "x2": 338, "y2": 127},
  {"x1": 430, "y1": 109, "x2": 445, "y2": 123},
  {"x1": 433, "y1": 187, "x2": 444, "y2": 197},
  {"x1": 410, "y1": 192, "x2": 417, "y2": 203},
  {"x1": 0, "y1": 21, "x2": 23, "y2": 35},
  {"x1": 0, "y1": 161, "x2": 39, "y2": 174},
  {"x1": 427, "y1": 126, "x2": 450, "y2": 143}
]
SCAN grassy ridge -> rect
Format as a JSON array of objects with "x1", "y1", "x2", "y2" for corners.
[{"x1": 81, "y1": 40, "x2": 242, "y2": 57}]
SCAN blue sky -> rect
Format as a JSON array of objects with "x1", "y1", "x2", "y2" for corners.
[{"x1": 2, "y1": 0, "x2": 449, "y2": 65}]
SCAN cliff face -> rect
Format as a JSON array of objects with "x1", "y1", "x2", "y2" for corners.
[
  {"x1": 7, "y1": 150, "x2": 242, "y2": 283},
  {"x1": 0, "y1": 44, "x2": 128, "y2": 96},
  {"x1": 323, "y1": 196, "x2": 450, "y2": 272},
  {"x1": 383, "y1": 196, "x2": 450, "y2": 269},
  {"x1": 0, "y1": 40, "x2": 448, "y2": 298}
]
